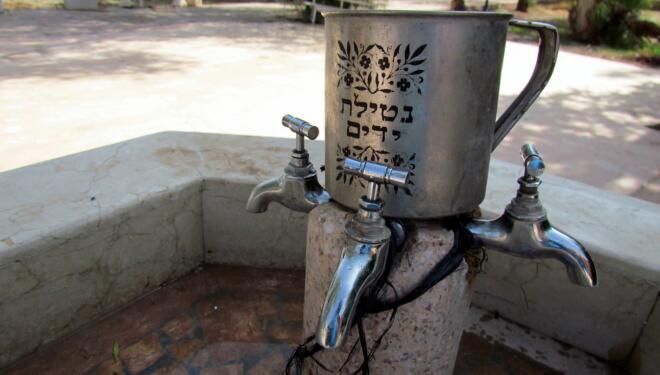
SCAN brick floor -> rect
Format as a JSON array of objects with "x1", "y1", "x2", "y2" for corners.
[{"x1": 3, "y1": 265, "x2": 563, "y2": 375}]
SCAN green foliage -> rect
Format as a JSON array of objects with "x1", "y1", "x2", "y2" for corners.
[
  {"x1": 3, "y1": 0, "x2": 63, "y2": 10},
  {"x1": 638, "y1": 37, "x2": 660, "y2": 62},
  {"x1": 112, "y1": 341, "x2": 120, "y2": 363},
  {"x1": 592, "y1": 0, "x2": 653, "y2": 46}
]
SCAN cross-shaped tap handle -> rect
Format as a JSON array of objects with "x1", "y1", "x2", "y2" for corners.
[
  {"x1": 282, "y1": 115, "x2": 319, "y2": 152},
  {"x1": 343, "y1": 157, "x2": 409, "y2": 201}
]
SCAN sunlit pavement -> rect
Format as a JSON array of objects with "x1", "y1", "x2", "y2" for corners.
[{"x1": 0, "y1": 4, "x2": 658, "y2": 202}]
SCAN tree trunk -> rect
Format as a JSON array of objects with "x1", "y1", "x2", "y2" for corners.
[
  {"x1": 451, "y1": 0, "x2": 466, "y2": 11},
  {"x1": 516, "y1": 0, "x2": 529, "y2": 12},
  {"x1": 569, "y1": 0, "x2": 599, "y2": 42}
]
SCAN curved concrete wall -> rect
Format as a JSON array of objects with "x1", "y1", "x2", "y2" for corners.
[{"x1": 0, "y1": 132, "x2": 658, "y2": 370}]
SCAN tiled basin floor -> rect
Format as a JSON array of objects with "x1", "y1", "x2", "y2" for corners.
[{"x1": 3, "y1": 266, "x2": 562, "y2": 375}]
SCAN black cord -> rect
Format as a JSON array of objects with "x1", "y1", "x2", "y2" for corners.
[
  {"x1": 286, "y1": 331, "x2": 363, "y2": 374},
  {"x1": 336, "y1": 336, "x2": 360, "y2": 372},
  {"x1": 286, "y1": 336, "x2": 326, "y2": 375},
  {"x1": 364, "y1": 281, "x2": 399, "y2": 363},
  {"x1": 285, "y1": 219, "x2": 472, "y2": 375},
  {"x1": 362, "y1": 221, "x2": 467, "y2": 315},
  {"x1": 354, "y1": 319, "x2": 369, "y2": 375}
]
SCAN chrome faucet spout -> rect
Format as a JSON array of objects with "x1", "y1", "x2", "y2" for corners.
[
  {"x1": 246, "y1": 171, "x2": 330, "y2": 213},
  {"x1": 542, "y1": 225, "x2": 597, "y2": 287},
  {"x1": 245, "y1": 115, "x2": 330, "y2": 214},
  {"x1": 317, "y1": 237, "x2": 390, "y2": 349},
  {"x1": 316, "y1": 158, "x2": 410, "y2": 349},
  {"x1": 465, "y1": 215, "x2": 597, "y2": 287},
  {"x1": 465, "y1": 144, "x2": 597, "y2": 287},
  {"x1": 245, "y1": 178, "x2": 282, "y2": 213}
]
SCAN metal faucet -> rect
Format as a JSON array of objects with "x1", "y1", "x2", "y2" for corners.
[
  {"x1": 316, "y1": 157, "x2": 409, "y2": 349},
  {"x1": 246, "y1": 115, "x2": 330, "y2": 213},
  {"x1": 465, "y1": 144, "x2": 598, "y2": 287}
]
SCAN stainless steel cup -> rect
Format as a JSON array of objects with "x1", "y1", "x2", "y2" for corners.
[{"x1": 324, "y1": 11, "x2": 558, "y2": 218}]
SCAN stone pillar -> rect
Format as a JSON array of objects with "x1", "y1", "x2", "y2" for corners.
[{"x1": 303, "y1": 203, "x2": 475, "y2": 374}]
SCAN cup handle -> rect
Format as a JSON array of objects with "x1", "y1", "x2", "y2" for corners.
[{"x1": 492, "y1": 20, "x2": 559, "y2": 151}]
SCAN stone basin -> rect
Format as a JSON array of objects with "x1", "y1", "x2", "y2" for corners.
[
  {"x1": 0, "y1": 132, "x2": 658, "y2": 374},
  {"x1": 0, "y1": 265, "x2": 605, "y2": 374}
]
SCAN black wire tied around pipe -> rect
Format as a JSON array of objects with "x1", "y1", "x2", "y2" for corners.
[{"x1": 285, "y1": 218, "x2": 472, "y2": 375}]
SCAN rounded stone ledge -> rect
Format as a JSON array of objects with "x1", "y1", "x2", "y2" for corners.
[
  {"x1": 2, "y1": 132, "x2": 657, "y2": 285},
  {"x1": 0, "y1": 131, "x2": 658, "y2": 368}
]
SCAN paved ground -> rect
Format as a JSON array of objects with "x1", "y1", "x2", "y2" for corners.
[
  {"x1": 4, "y1": 265, "x2": 567, "y2": 375},
  {"x1": 0, "y1": 4, "x2": 658, "y2": 203}
]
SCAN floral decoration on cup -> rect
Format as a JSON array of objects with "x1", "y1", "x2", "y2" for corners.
[{"x1": 336, "y1": 41, "x2": 427, "y2": 95}]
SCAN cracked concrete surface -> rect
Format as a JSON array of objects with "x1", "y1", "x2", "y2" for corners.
[
  {"x1": 0, "y1": 132, "x2": 658, "y2": 369},
  {"x1": 0, "y1": 132, "x2": 316, "y2": 367},
  {"x1": 472, "y1": 248, "x2": 659, "y2": 365},
  {"x1": 0, "y1": 181, "x2": 204, "y2": 366}
]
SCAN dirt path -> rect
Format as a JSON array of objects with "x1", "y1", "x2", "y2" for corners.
[{"x1": 0, "y1": 4, "x2": 658, "y2": 203}]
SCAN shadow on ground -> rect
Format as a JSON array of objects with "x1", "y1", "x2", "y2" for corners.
[
  {"x1": 0, "y1": 6, "x2": 321, "y2": 80},
  {"x1": 0, "y1": 5, "x2": 658, "y2": 204},
  {"x1": 494, "y1": 78, "x2": 660, "y2": 203}
]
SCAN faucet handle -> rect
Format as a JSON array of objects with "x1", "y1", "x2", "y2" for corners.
[
  {"x1": 282, "y1": 114, "x2": 319, "y2": 138},
  {"x1": 343, "y1": 157, "x2": 409, "y2": 187},
  {"x1": 282, "y1": 115, "x2": 319, "y2": 154},
  {"x1": 520, "y1": 144, "x2": 545, "y2": 181},
  {"x1": 343, "y1": 157, "x2": 409, "y2": 201},
  {"x1": 511, "y1": 144, "x2": 546, "y2": 217}
]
